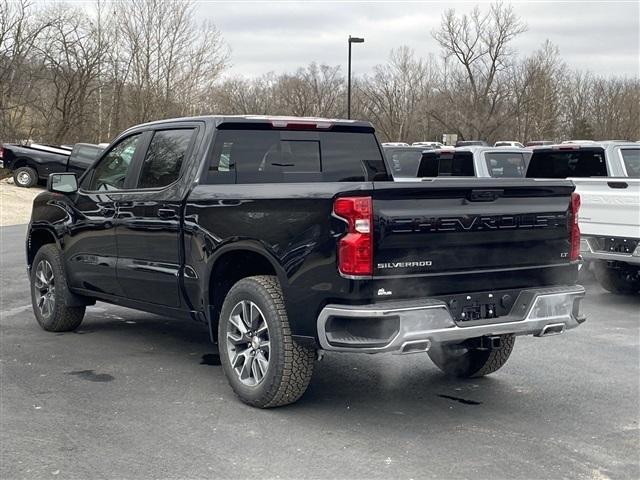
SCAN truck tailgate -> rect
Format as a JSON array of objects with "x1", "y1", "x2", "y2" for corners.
[
  {"x1": 572, "y1": 178, "x2": 640, "y2": 238},
  {"x1": 373, "y1": 179, "x2": 576, "y2": 278}
]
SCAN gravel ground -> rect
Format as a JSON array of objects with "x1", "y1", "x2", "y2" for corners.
[
  {"x1": 0, "y1": 177, "x2": 43, "y2": 226},
  {"x1": 1, "y1": 224, "x2": 639, "y2": 479}
]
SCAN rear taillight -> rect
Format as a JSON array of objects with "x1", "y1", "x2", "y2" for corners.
[
  {"x1": 333, "y1": 196, "x2": 373, "y2": 276},
  {"x1": 0, "y1": 147, "x2": 3, "y2": 159},
  {"x1": 569, "y1": 192, "x2": 581, "y2": 261}
]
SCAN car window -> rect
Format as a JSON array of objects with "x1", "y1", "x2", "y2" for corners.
[
  {"x1": 417, "y1": 151, "x2": 475, "y2": 177},
  {"x1": 72, "y1": 145, "x2": 102, "y2": 167},
  {"x1": 620, "y1": 149, "x2": 640, "y2": 177},
  {"x1": 385, "y1": 148, "x2": 423, "y2": 177},
  {"x1": 89, "y1": 134, "x2": 141, "y2": 191},
  {"x1": 485, "y1": 152, "x2": 526, "y2": 178},
  {"x1": 137, "y1": 129, "x2": 194, "y2": 189},
  {"x1": 208, "y1": 128, "x2": 386, "y2": 183},
  {"x1": 526, "y1": 148, "x2": 607, "y2": 178}
]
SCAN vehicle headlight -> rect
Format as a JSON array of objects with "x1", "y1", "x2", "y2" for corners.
[{"x1": 633, "y1": 244, "x2": 640, "y2": 257}]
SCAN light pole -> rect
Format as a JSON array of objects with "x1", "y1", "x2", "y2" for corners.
[{"x1": 347, "y1": 35, "x2": 364, "y2": 119}]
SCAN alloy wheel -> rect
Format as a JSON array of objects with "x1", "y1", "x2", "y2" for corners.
[
  {"x1": 225, "y1": 300, "x2": 270, "y2": 386},
  {"x1": 34, "y1": 260, "x2": 55, "y2": 318}
]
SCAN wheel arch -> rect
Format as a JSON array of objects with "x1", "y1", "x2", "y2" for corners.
[
  {"x1": 205, "y1": 242, "x2": 289, "y2": 340},
  {"x1": 27, "y1": 227, "x2": 60, "y2": 270},
  {"x1": 13, "y1": 157, "x2": 40, "y2": 174}
]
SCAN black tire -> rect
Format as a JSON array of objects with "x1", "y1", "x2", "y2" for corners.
[
  {"x1": 30, "y1": 244, "x2": 85, "y2": 332},
  {"x1": 594, "y1": 261, "x2": 640, "y2": 295},
  {"x1": 13, "y1": 166, "x2": 38, "y2": 188},
  {"x1": 218, "y1": 275, "x2": 315, "y2": 408},
  {"x1": 428, "y1": 334, "x2": 515, "y2": 378}
]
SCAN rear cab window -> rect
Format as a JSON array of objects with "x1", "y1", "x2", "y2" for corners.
[
  {"x1": 620, "y1": 148, "x2": 640, "y2": 177},
  {"x1": 207, "y1": 125, "x2": 387, "y2": 183},
  {"x1": 526, "y1": 147, "x2": 607, "y2": 178},
  {"x1": 384, "y1": 148, "x2": 423, "y2": 177},
  {"x1": 417, "y1": 151, "x2": 475, "y2": 177},
  {"x1": 484, "y1": 151, "x2": 527, "y2": 178}
]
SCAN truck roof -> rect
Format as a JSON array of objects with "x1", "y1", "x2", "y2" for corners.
[
  {"x1": 125, "y1": 115, "x2": 374, "y2": 132},
  {"x1": 530, "y1": 141, "x2": 638, "y2": 150}
]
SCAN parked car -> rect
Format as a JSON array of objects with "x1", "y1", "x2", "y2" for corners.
[
  {"x1": 381, "y1": 142, "x2": 409, "y2": 147},
  {"x1": 27, "y1": 115, "x2": 586, "y2": 408},
  {"x1": 525, "y1": 140, "x2": 554, "y2": 147},
  {"x1": 1, "y1": 142, "x2": 103, "y2": 187},
  {"x1": 455, "y1": 140, "x2": 489, "y2": 147},
  {"x1": 388, "y1": 146, "x2": 530, "y2": 180},
  {"x1": 494, "y1": 141, "x2": 525, "y2": 148},
  {"x1": 526, "y1": 142, "x2": 639, "y2": 294}
]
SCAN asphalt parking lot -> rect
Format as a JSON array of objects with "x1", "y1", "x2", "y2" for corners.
[{"x1": 1, "y1": 223, "x2": 639, "y2": 480}]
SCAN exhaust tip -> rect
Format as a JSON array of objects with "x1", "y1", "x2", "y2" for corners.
[
  {"x1": 399, "y1": 339, "x2": 432, "y2": 354},
  {"x1": 537, "y1": 323, "x2": 566, "y2": 337}
]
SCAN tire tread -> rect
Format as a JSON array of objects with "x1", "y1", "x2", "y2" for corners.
[{"x1": 32, "y1": 244, "x2": 85, "y2": 332}]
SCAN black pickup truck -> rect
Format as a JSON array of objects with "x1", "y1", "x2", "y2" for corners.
[
  {"x1": 1, "y1": 143, "x2": 102, "y2": 187},
  {"x1": 27, "y1": 115, "x2": 586, "y2": 408}
]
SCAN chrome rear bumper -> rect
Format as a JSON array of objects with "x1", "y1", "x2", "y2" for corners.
[
  {"x1": 317, "y1": 285, "x2": 586, "y2": 354},
  {"x1": 580, "y1": 238, "x2": 640, "y2": 265}
]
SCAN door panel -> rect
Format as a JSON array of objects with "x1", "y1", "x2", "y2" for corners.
[
  {"x1": 114, "y1": 126, "x2": 198, "y2": 307},
  {"x1": 65, "y1": 133, "x2": 144, "y2": 295},
  {"x1": 115, "y1": 193, "x2": 183, "y2": 306}
]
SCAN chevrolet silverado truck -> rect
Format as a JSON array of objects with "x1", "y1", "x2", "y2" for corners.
[
  {"x1": 27, "y1": 115, "x2": 586, "y2": 408},
  {"x1": 1, "y1": 142, "x2": 103, "y2": 187},
  {"x1": 526, "y1": 142, "x2": 639, "y2": 294}
]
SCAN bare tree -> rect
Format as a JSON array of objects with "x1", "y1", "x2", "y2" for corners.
[
  {"x1": 359, "y1": 47, "x2": 434, "y2": 142},
  {"x1": 432, "y1": 2, "x2": 526, "y2": 140},
  {"x1": 34, "y1": 4, "x2": 108, "y2": 143},
  {"x1": 0, "y1": 0, "x2": 50, "y2": 141}
]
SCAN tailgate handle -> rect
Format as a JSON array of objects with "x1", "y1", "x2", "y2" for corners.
[
  {"x1": 468, "y1": 189, "x2": 504, "y2": 202},
  {"x1": 607, "y1": 181, "x2": 628, "y2": 189}
]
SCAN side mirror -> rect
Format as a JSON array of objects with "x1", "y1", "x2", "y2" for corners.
[{"x1": 47, "y1": 173, "x2": 78, "y2": 194}]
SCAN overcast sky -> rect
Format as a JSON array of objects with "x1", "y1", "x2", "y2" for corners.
[{"x1": 194, "y1": 1, "x2": 640, "y2": 78}]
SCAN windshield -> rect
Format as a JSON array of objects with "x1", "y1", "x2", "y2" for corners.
[
  {"x1": 485, "y1": 152, "x2": 527, "y2": 178},
  {"x1": 526, "y1": 148, "x2": 607, "y2": 178},
  {"x1": 621, "y1": 148, "x2": 640, "y2": 177}
]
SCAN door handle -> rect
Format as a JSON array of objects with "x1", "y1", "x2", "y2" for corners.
[{"x1": 158, "y1": 208, "x2": 177, "y2": 219}]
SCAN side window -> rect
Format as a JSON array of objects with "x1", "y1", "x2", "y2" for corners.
[
  {"x1": 137, "y1": 129, "x2": 194, "y2": 189},
  {"x1": 89, "y1": 134, "x2": 141, "y2": 191}
]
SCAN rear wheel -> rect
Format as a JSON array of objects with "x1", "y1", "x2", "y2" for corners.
[
  {"x1": 594, "y1": 261, "x2": 640, "y2": 295},
  {"x1": 218, "y1": 275, "x2": 315, "y2": 408},
  {"x1": 428, "y1": 334, "x2": 515, "y2": 378},
  {"x1": 30, "y1": 244, "x2": 85, "y2": 332},
  {"x1": 13, "y1": 166, "x2": 38, "y2": 188}
]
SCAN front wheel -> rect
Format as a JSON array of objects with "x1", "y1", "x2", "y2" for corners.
[
  {"x1": 218, "y1": 275, "x2": 315, "y2": 408},
  {"x1": 30, "y1": 244, "x2": 85, "y2": 332},
  {"x1": 594, "y1": 261, "x2": 640, "y2": 295},
  {"x1": 428, "y1": 334, "x2": 515, "y2": 378}
]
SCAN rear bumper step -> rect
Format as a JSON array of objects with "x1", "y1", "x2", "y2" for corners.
[{"x1": 317, "y1": 285, "x2": 586, "y2": 354}]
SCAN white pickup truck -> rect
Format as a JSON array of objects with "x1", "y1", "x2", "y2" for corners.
[
  {"x1": 383, "y1": 145, "x2": 531, "y2": 179},
  {"x1": 527, "y1": 142, "x2": 640, "y2": 294}
]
